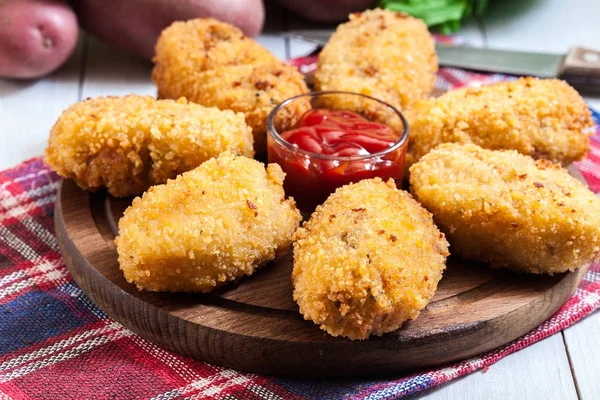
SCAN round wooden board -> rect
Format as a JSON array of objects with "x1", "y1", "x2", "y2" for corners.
[{"x1": 55, "y1": 167, "x2": 589, "y2": 378}]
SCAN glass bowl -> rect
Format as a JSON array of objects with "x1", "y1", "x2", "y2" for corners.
[{"x1": 267, "y1": 91, "x2": 409, "y2": 213}]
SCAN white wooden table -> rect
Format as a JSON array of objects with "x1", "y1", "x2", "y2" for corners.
[{"x1": 0, "y1": 0, "x2": 598, "y2": 398}]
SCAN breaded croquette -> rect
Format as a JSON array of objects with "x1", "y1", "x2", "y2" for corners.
[
  {"x1": 410, "y1": 143, "x2": 600, "y2": 275},
  {"x1": 152, "y1": 18, "x2": 309, "y2": 152},
  {"x1": 293, "y1": 178, "x2": 449, "y2": 340},
  {"x1": 152, "y1": 18, "x2": 278, "y2": 73},
  {"x1": 314, "y1": 9, "x2": 438, "y2": 111},
  {"x1": 173, "y1": 64, "x2": 310, "y2": 152},
  {"x1": 44, "y1": 95, "x2": 253, "y2": 197},
  {"x1": 115, "y1": 153, "x2": 302, "y2": 292},
  {"x1": 405, "y1": 78, "x2": 595, "y2": 172}
]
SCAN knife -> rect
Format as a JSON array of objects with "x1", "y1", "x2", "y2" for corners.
[{"x1": 287, "y1": 30, "x2": 600, "y2": 95}]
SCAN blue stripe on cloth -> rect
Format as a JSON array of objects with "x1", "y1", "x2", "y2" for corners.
[
  {"x1": 357, "y1": 374, "x2": 438, "y2": 399},
  {"x1": 57, "y1": 281, "x2": 107, "y2": 320},
  {"x1": 0, "y1": 158, "x2": 47, "y2": 181},
  {"x1": 591, "y1": 108, "x2": 599, "y2": 125},
  {"x1": 0, "y1": 286, "x2": 100, "y2": 355},
  {"x1": 274, "y1": 373, "x2": 437, "y2": 400},
  {"x1": 274, "y1": 378, "x2": 374, "y2": 400}
]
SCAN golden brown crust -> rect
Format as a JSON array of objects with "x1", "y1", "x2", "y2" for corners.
[
  {"x1": 44, "y1": 95, "x2": 253, "y2": 197},
  {"x1": 405, "y1": 77, "x2": 594, "y2": 172},
  {"x1": 152, "y1": 18, "x2": 309, "y2": 152},
  {"x1": 314, "y1": 9, "x2": 438, "y2": 111},
  {"x1": 172, "y1": 64, "x2": 310, "y2": 151},
  {"x1": 292, "y1": 178, "x2": 449, "y2": 340},
  {"x1": 409, "y1": 143, "x2": 600, "y2": 274},
  {"x1": 115, "y1": 153, "x2": 302, "y2": 292},
  {"x1": 152, "y1": 18, "x2": 276, "y2": 75}
]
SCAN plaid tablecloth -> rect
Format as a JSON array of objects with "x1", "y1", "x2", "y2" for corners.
[{"x1": 1, "y1": 68, "x2": 599, "y2": 399}]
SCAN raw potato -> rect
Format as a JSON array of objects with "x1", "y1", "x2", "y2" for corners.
[
  {"x1": 405, "y1": 78, "x2": 595, "y2": 172},
  {"x1": 153, "y1": 18, "x2": 309, "y2": 153},
  {"x1": 73, "y1": 0, "x2": 265, "y2": 60},
  {"x1": 293, "y1": 178, "x2": 449, "y2": 340},
  {"x1": 115, "y1": 153, "x2": 302, "y2": 293},
  {"x1": 410, "y1": 143, "x2": 600, "y2": 274},
  {"x1": 44, "y1": 95, "x2": 254, "y2": 197},
  {"x1": 0, "y1": 0, "x2": 78, "y2": 79},
  {"x1": 315, "y1": 9, "x2": 438, "y2": 111}
]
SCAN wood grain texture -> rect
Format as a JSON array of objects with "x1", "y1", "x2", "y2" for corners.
[
  {"x1": 55, "y1": 166, "x2": 589, "y2": 377},
  {"x1": 563, "y1": 312, "x2": 600, "y2": 400},
  {"x1": 417, "y1": 334, "x2": 579, "y2": 400}
]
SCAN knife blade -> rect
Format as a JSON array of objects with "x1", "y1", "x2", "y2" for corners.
[{"x1": 287, "y1": 30, "x2": 600, "y2": 95}]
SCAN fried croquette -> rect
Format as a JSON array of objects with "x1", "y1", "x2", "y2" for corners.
[
  {"x1": 292, "y1": 178, "x2": 449, "y2": 340},
  {"x1": 152, "y1": 18, "x2": 309, "y2": 152},
  {"x1": 314, "y1": 9, "x2": 438, "y2": 111},
  {"x1": 115, "y1": 152, "x2": 302, "y2": 292},
  {"x1": 405, "y1": 77, "x2": 595, "y2": 172},
  {"x1": 44, "y1": 95, "x2": 253, "y2": 197},
  {"x1": 410, "y1": 143, "x2": 600, "y2": 274}
]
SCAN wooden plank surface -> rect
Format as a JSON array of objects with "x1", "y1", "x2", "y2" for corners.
[
  {"x1": 418, "y1": 334, "x2": 579, "y2": 400},
  {"x1": 564, "y1": 309, "x2": 600, "y2": 400}
]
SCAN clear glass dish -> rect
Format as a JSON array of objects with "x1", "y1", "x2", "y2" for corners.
[{"x1": 267, "y1": 91, "x2": 409, "y2": 212}]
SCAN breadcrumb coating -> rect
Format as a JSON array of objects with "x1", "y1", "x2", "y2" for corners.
[
  {"x1": 405, "y1": 77, "x2": 594, "y2": 172},
  {"x1": 314, "y1": 9, "x2": 437, "y2": 111},
  {"x1": 44, "y1": 95, "x2": 253, "y2": 197},
  {"x1": 152, "y1": 18, "x2": 309, "y2": 152},
  {"x1": 410, "y1": 143, "x2": 600, "y2": 274},
  {"x1": 293, "y1": 178, "x2": 449, "y2": 340},
  {"x1": 171, "y1": 64, "x2": 310, "y2": 152},
  {"x1": 115, "y1": 153, "x2": 302, "y2": 292}
]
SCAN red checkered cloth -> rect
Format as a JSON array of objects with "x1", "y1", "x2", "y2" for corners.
[{"x1": 1, "y1": 72, "x2": 599, "y2": 400}]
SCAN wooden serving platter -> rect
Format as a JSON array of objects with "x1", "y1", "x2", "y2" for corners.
[{"x1": 54, "y1": 168, "x2": 589, "y2": 378}]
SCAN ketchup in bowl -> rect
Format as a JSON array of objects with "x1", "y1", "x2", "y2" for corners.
[
  {"x1": 282, "y1": 109, "x2": 398, "y2": 156},
  {"x1": 267, "y1": 92, "x2": 408, "y2": 212}
]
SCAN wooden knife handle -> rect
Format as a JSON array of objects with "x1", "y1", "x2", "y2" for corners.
[{"x1": 559, "y1": 47, "x2": 600, "y2": 95}]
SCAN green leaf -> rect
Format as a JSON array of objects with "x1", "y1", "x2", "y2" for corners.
[
  {"x1": 474, "y1": 0, "x2": 490, "y2": 16},
  {"x1": 386, "y1": 1, "x2": 468, "y2": 26},
  {"x1": 379, "y1": 0, "x2": 492, "y2": 33}
]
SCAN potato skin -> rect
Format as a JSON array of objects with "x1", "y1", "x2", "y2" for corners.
[
  {"x1": 73, "y1": 0, "x2": 265, "y2": 59},
  {"x1": 314, "y1": 9, "x2": 437, "y2": 111},
  {"x1": 293, "y1": 178, "x2": 449, "y2": 340},
  {"x1": 152, "y1": 18, "x2": 309, "y2": 153},
  {"x1": 0, "y1": 0, "x2": 78, "y2": 79},
  {"x1": 409, "y1": 143, "x2": 600, "y2": 274},
  {"x1": 115, "y1": 153, "x2": 302, "y2": 293},
  {"x1": 405, "y1": 78, "x2": 594, "y2": 172},
  {"x1": 44, "y1": 95, "x2": 253, "y2": 197}
]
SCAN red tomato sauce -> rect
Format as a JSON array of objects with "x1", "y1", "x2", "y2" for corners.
[{"x1": 268, "y1": 109, "x2": 407, "y2": 212}]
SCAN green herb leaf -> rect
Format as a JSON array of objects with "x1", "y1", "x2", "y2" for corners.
[{"x1": 379, "y1": 0, "x2": 491, "y2": 33}]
